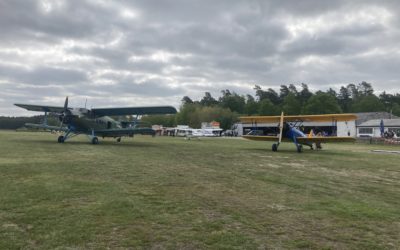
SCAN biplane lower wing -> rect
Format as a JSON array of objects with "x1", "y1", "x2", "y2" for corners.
[
  {"x1": 243, "y1": 135, "x2": 286, "y2": 142},
  {"x1": 94, "y1": 127, "x2": 155, "y2": 137},
  {"x1": 243, "y1": 135, "x2": 355, "y2": 143},
  {"x1": 24, "y1": 123, "x2": 68, "y2": 132},
  {"x1": 297, "y1": 136, "x2": 356, "y2": 143}
]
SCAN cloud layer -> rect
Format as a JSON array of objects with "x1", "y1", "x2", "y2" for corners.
[{"x1": 1, "y1": 0, "x2": 400, "y2": 115}]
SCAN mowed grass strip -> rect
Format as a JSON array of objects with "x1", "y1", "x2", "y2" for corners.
[{"x1": 0, "y1": 130, "x2": 399, "y2": 249}]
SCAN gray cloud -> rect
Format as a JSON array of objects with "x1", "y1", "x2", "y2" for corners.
[{"x1": 1, "y1": 0, "x2": 400, "y2": 115}]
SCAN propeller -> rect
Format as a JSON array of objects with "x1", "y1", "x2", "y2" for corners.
[{"x1": 59, "y1": 96, "x2": 69, "y2": 130}]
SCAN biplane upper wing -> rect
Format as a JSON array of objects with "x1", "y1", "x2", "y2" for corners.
[
  {"x1": 296, "y1": 136, "x2": 356, "y2": 143},
  {"x1": 284, "y1": 114, "x2": 357, "y2": 122},
  {"x1": 14, "y1": 104, "x2": 65, "y2": 113},
  {"x1": 240, "y1": 113, "x2": 357, "y2": 123},
  {"x1": 240, "y1": 115, "x2": 281, "y2": 124},
  {"x1": 92, "y1": 106, "x2": 177, "y2": 117}
]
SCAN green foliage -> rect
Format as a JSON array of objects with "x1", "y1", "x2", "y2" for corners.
[
  {"x1": 219, "y1": 90, "x2": 246, "y2": 113},
  {"x1": 338, "y1": 86, "x2": 352, "y2": 113},
  {"x1": 244, "y1": 95, "x2": 259, "y2": 115},
  {"x1": 200, "y1": 92, "x2": 218, "y2": 106},
  {"x1": 181, "y1": 96, "x2": 194, "y2": 105},
  {"x1": 352, "y1": 95, "x2": 385, "y2": 113},
  {"x1": 198, "y1": 106, "x2": 239, "y2": 130},
  {"x1": 176, "y1": 104, "x2": 238, "y2": 129},
  {"x1": 0, "y1": 116, "x2": 59, "y2": 130},
  {"x1": 282, "y1": 93, "x2": 301, "y2": 115},
  {"x1": 141, "y1": 114, "x2": 176, "y2": 127},
  {"x1": 392, "y1": 103, "x2": 400, "y2": 117},
  {"x1": 176, "y1": 103, "x2": 199, "y2": 127},
  {"x1": 258, "y1": 99, "x2": 278, "y2": 115},
  {"x1": 298, "y1": 83, "x2": 313, "y2": 105},
  {"x1": 303, "y1": 92, "x2": 342, "y2": 114}
]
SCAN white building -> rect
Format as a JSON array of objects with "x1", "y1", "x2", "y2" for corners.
[{"x1": 357, "y1": 119, "x2": 400, "y2": 137}]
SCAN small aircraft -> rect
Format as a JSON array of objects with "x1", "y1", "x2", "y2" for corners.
[
  {"x1": 15, "y1": 97, "x2": 177, "y2": 144},
  {"x1": 240, "y1": 112, "x2": 357, "y2": 152}
]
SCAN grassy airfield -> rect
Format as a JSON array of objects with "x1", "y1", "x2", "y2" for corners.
[{"x1": 0, "y1": 130, "x2": 399, "y2": 249}]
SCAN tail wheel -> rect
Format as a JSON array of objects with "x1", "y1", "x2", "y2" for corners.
[
  {"x1": 91, "y1": 137, "x2": 99, "y2": 145},
  {"x1": 57, "y1": 135, "x2": 65, "y2": 143},
  {"x1": 297, "y1": 144, "x2": 303, "y2": 153},
  {"x1": 272, "y1": 143, "x2": 278, "y2": 152}
]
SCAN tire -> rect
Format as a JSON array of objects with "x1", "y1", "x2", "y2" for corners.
[
  {"x1": 91, "y1": 137, "x2": 99, "y2": 145},
  {"x1": 297, "y1": 144, "x2": 303, "y2": 153},
  {"x1": 272, "y1": 143, "x2": 278, "y2": 152},
  {"x1": 58, "y1": 135, "x2": 64, "y2": 143},
  {"x1": 116, "y1": 137, "x2": 121, "y2": 143}
]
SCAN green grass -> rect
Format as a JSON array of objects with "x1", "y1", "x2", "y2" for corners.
[{"x1": 0, "y1": 130, "x2": 399, "y2": 249}]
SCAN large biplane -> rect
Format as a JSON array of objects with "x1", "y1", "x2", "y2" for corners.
[
  {"x1": 15, "y1": 97, "x2": 177, "y2": 144},
  {"x1": 240, "y1": 112, "x2": 357, "y2": 152}
]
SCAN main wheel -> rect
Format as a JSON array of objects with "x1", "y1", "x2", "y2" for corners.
[
  {"x1": 296, "y1": 144, "x2": 303, "y2": 153},
  {"x1": 116, "y1": 137, "x2": 121, "y2": 143},
  {"x1": 272, "y1": 143, "x2": 278, "y2": 152},
  {"x1": 91, "y1": 137, "x2": 99, "y2": 145},
  {"x1": 57, "y1": 135, "x2": 64, "y2": 143}
]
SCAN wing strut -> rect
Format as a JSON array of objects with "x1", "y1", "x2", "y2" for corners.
[
  {"x1": 272, "y1": 112, "x2": 285, "y2": 152},
  {"x1": 278, "y1": 111, "x2": 284, "y2": 144}
]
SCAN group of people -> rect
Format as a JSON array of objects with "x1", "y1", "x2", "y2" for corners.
[{"x1": 383, "y1": 131, "x2": 398, "y2": 139}]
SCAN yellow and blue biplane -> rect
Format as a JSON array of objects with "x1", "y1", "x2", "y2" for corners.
[
  {"x1": 15, "y1": 97, "x2": 176, "y2": 144},
  {"x1": 240, "y1": 112, "x2": 357, "y2": 152}
]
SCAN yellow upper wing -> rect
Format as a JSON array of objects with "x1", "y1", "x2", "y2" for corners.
[{"x1": 240, "y1": 113, "x2": 357, "y2": 124}]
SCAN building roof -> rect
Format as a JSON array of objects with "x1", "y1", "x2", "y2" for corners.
[
  {"x1": 355, "y1": 112, "x2": 398, "y2": 125},
  {"x1": 358, "y1": 119, "x2": 400, "y2": 127}
]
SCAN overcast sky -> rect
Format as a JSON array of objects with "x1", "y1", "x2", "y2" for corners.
[{"x1": 1, "y1": 0, "x2": 400, "y2": 116}]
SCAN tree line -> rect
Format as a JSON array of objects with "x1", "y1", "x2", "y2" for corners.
[
  {"x1": 142, "y1": 82, "x2": 400, "y2": 129},
  {"x1": 1, "y1": 82, "x2": 399, "y2": 130}
]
